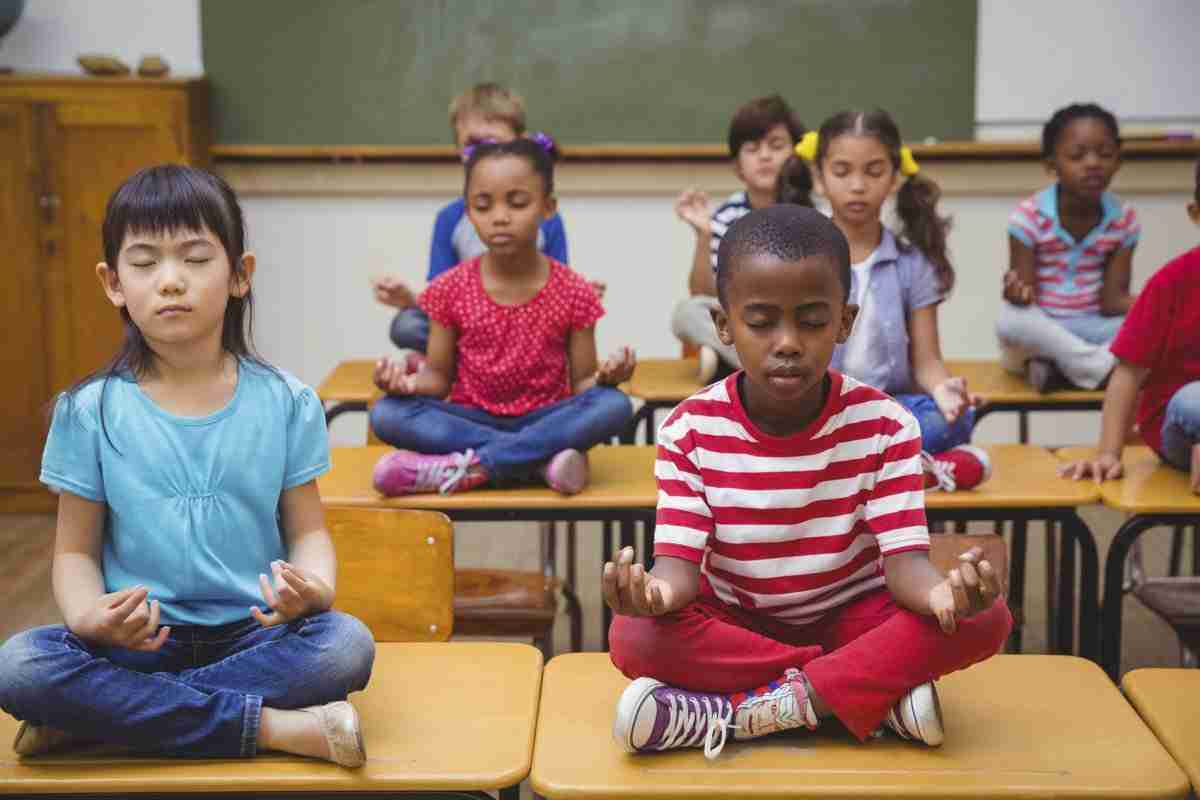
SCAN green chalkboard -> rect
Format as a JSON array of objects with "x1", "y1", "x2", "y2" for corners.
[{"x1": 200, "y1": 0, "x2": 976, "y2": 147}]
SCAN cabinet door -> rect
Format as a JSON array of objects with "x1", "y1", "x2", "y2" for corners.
[
  {"x1": 43, "y1": 101, "x2": 186, "y2": 393},
  {"x1": 0, "y1": 102, "x2": 50, "y2": 492}
]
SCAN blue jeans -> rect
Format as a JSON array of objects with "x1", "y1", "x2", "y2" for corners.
[
  {"x1": 1159, "y1": 381, "x2": 1200, "y2": 470},
  {"x1": 369, "y1": 386, "x2": 634, "y2": 482},
  {"x1": 0, "y1": 611, "x2": 374, "y2": 757},
  {"x1": 894, "y1": 394, "x2": 975, "y2": 454},
  {"x1": 1055, "y1": 312, "x2": 1125, "y2": 346},
  {"x1": 390, "y1": 307, "x2": 430, "y2": 352}
]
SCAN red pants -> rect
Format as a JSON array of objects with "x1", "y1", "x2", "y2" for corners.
[{"x1": 609, "y1": 587, "x2": 1012, "y2": 741}]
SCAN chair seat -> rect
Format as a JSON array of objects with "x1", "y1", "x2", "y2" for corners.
[
  {"x1": 1135, "y1": 578, "x2": 1200, "y2": 629},
  {"x1": 454, "y1": 569, "x2": 557, "y2": 628}
]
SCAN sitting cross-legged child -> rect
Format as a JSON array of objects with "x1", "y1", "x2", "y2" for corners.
[{"x1": 604, "y1": 206, "x2": 1012, "y2": 758}]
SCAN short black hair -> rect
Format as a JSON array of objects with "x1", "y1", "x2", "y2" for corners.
[
  {"x1": 716, "y1": 205, "x2": 851, "y2": 306},
  {"x1": 463, "y1": 136, "x2": 558, "y2": 196},
  {"x1": 727, "y1": 94, "x2": 806, "y2": 157},
  {"x1": 1042, "y1": 103, "x2": 1121, "y2": 158}
]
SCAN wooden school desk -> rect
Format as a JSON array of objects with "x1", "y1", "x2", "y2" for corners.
[
  {"x1": 924, "y1": 445, "x2": 1101, "y2": 660},
  {"x1": 1058, "y1": 447, "x2": 1200, "y2": 680},
  {"x1": 531, "y1": 653, "x2": 1187, "y2": 800},
  {"x1": 0, "y1": 642, "x2": 541, "y2": 799},
  {"x1": 625, "y1": 358, "x2": 701, "y2": 444},
  {"x1": 317, "y1": 359, "x2": 377, "y2": 423},
  {"x1": 1122, "y1": 669, "x2": 1200, "y2": 796},
  {"x1": 319, "y1": 444, "x2": 659, "y2": 649}
]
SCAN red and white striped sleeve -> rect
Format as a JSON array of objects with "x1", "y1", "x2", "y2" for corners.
[
  {"x1": 863, "y1": 407, "x2": 929, "y2": 555},
  {"x1": 652, "y1": 409, "x2": 713, "y2": 563}
]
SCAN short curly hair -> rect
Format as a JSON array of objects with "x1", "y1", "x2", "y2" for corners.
[{"x1": 716, "y1": 205, "x2": 851, "y2": 306}]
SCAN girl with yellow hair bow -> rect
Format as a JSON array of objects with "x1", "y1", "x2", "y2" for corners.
[{"x1": 782, "y1": 109, "x2": 987, "y2": 492}]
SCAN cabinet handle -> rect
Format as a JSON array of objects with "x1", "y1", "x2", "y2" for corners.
[{"x1": 39, "y1": 194, "x2": 60, "y2": 223}]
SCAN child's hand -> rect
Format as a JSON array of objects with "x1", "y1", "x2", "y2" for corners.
[
  {"x1": 588, "y1": 279, "x2": 607, "y2": 301},
  {"x1": 371, "y1": 275, "x2": 416, "y2": 309},
  {"x1": 75, "y1": 586, "x2": 170, "y2": 652},
  {"x1": 602, "y1": 547, "x2": 676, "y2": 616},
  {"x1": 932, "y1": 376, "x2": 979, "y2": 424},
  {"x1": 1059, "y1": 452, "x2": 1124, "y2": 484},
  {"x1": 374, "y1": 357, "x2": 418, "y2": 395},
  {"x1": 251, "y1": 560, "x2": 334, "y2": 627},
  {"x1": 596, "y1": 346, "x2": 636, "y2": 386},
  {"x1": 674, "y1": 189, "x2": 712, "y2": 235},
  {"x1": 1002, "y1": 270, "x2": 1033, "y2": 306},
  {"x1": 927, "y1": 547, "x2": 1003, "y2": 634}
]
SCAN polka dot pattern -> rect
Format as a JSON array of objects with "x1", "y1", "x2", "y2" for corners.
[{"x1": 419, "y1": 258, "x2": 604, "y2": 416}]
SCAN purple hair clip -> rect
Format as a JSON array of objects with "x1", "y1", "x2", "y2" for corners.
[
  {"x1": 460, "y1": 137, "x2": 498, "y2": 164},
  {"x1": 529, "y1": 131, "x2": 557, "y2": 154}
]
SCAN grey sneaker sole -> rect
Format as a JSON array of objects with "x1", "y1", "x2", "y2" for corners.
[{"x1": 613, "y1": 677, "x2": 665, "y2": 753}]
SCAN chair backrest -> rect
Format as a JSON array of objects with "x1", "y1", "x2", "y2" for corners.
[
  {"x1": 326, "y1": 506, "x2": 454, "y2": 642},
  {"x1": 929, "y1": 533, "x2": 1009, "y2": 592}
]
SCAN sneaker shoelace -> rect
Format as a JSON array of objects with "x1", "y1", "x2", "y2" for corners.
[
  {"x1": 921, "y1": 451, "x2": 957, "y2": 492},
  {"x1": 415, "y1": 449, "x2": 477, "y2": 494},
  {"x1": 655, "y1": 691, "x2": 734, "y2": 759}
]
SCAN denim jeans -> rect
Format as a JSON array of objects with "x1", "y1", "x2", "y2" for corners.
[
  {"x1": 369, "y1": 386, "x2": 634, "y2": 482},
  {"x1": 0, "y1": 611, "x2": 374, "y2": 758},
  {"x1": 389, "y1": 307, "x2": 430, "y2": 352},
  {"x1": 894, "y1": 393, "x2": 975, "y2": 454},
  {"x1": 1160, "y1": 381, "x2": 1200, "y2": 470}
]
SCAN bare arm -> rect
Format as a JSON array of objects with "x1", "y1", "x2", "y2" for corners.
[
  {"x1": 1061, "y1": 359, "x2": 1147, "y2": 482},
  {"x1": 687, "y1": 235, "x2": 717, "y2": 297},
  {"x1": 52, "y1": 492, "x2": 108, "y2": 632},
  {"x1": 1004, "y1": 235, "x2": 1037, "y2": 305},
  {"x1": 883, "y1": 550, "x2": 946, "y2": 616},
  {"x1": 567, "y1": 325, "x2": 601, "y2": 395},
  {"x1": 251, "y1": 480, "x2": 337, "y2": 627},
  {"x1": 909, "y1": 305, "x2": 953, "y2": 395},
  {"x1": 1100, "y1": 247, "x2": 1136, "y2": 316},
  {"x1": 376, "y1": 320, "x2": 456, "y2": 399}
]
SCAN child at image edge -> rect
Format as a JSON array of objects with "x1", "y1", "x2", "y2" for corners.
[
  {"x1": 1062, "y1": 158, "x2": 1200, "y2": 494},
  {"x1": 0, "y1": 165, "x2": 374, "y2": 766},
  {"x1": 605, "y1": 205, "x2": 1011, "y2": 758}
]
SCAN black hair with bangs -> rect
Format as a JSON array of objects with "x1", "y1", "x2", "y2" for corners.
[{"x1": 62, "y1": 164, "x2": 274, "y2": 443}]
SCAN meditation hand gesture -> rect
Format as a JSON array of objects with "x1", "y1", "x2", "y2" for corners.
[
  {"x1": 75, "y1": 585, "x2": 170, "y2": 652},
  {"x1": 674, "y1": 189, "x2": 713, "y2": 235},
  {"x1": 932, "y1": 376, "x2": 979, "y2": 425},
  {"x1": 252, "y1": 560, "x2": 334, "y2": 627},
  {"x1": 927, "y1": 547, "x2": 1002, "y2": 634},
  {"x1": 370, "y1": 275, "x2": 416, "y2": 309},
  {"x1": 1002, "y1": 270, "x2": 1033, "y2": 305},
  {"x1": 596, "y1": 346, "x2": 637, "y2": 386},
  {"x1": 1060, "y1": 451, "x2": 1124, "y2": 484},
  {"x1": 588, "y1": 279, "x2": 607, "y2": 301},
  {"x1": 374, "y1": 356, "x2": 418, "y2": 395},
  {"x1": 603, "y1": 547, "x2": 677, "y2": 616}
]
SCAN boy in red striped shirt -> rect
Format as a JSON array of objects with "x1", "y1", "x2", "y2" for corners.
[{"x1": 605, "y1": 206, "x2": 1011, "y2": 758}]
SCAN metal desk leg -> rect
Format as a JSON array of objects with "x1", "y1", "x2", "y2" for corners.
[
  {"x1": 1007, "y1": 520, "x2": 1028, "y2": 652},
  {"x1": 602, "y1": 521, "x2": 614, "y2": 651},
  {"x1": 1101, "y1": 515, "x2": 1167, "y2": 680},
  {"x1": 1045, "y1": 521, "x2": 1059, "y2": 652},
  {"x1": 1062, "y1": 511, "x2": 1100, "y2": 664},
  {"x1": 1055, "y1": 520, "x2": 1075, "y2": 655}
]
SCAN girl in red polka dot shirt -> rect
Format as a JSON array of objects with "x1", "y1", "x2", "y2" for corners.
[{"x1": 369, "y1": 138, "x2": 637, "y2": 495}]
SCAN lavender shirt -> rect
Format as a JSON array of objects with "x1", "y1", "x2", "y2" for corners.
[{"x1": 831, "y1": 228, "x2": 944, "y2": 395}]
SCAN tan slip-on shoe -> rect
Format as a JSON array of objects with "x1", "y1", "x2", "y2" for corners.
[{"x1": 302, "y1": 700, "x2": 366, "y2": 768}]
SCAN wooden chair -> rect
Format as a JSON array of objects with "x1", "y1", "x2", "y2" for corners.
[
  {"x1": 325, "y1": 506, "x2": 454, "y2": 641},
  {"x1": 532, "y1": 654, "x2": 1187, "y2": 799},
  {"x1": 1059, "y1": 446, "x2": 1200, "y2": 677}
]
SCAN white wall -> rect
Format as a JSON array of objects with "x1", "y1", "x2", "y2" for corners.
[
  {"x1": 976, "y1": 0, "x2": 1200, "y2": 139},
  {"x1": 0, "y1": 0, "x2": 203, "y2": 75}
]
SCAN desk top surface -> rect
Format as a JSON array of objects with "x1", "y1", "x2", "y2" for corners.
[
  {"x1": 317, "y1": 359, "x2": 378, "y2": 404},
  {"x1": 924, "y1": 445, "x2": 1099, "y2": 510},
  {"x1": 1056, "y1": 447, "x2": 1200, "y2": 514},
  {"x1": 532, "y1": 653, "x2": 1187, "y2": 799},
  {"x1": 0, "y1": 642, "x2": 541, "y2": 794},
  {"x1": 320, "y1": 445, "x2": 658, "y2": 510},
  {"x1": 1123, "y1": 669, "x2": 1200, "y2": 793},
  {"x1": 947, "y1": 359, "x2": 1104, "y2": 406}
]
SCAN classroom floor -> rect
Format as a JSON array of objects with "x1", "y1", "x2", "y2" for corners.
[{"x1": 1, "y1": 507, "x2": 1191, "y2": 799}]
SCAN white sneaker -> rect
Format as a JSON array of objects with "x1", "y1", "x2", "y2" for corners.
[
  {"x1": 882, "y1": 682, "x2": 944, "y2": 746},
  {"x1": 697, "y1": 346, "x2": 719, "y2": 384}
]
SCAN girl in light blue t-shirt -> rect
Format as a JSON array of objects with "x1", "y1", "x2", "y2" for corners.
[{"x1": 0, "y1": 166, "x2": 373, "y2": 766}]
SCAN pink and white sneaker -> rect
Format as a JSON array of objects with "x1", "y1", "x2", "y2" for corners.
[
  {"x1": 923, "y1": 445, "x2": 992, "y2": 492},
  {"x1": 372, "y1": 449, "x2": 488, "y2": 496},
  {"x1": 540, "y1": 449, "x2": 590, "y2": 495}
]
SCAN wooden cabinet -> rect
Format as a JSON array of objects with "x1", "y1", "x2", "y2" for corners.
[{"x1": 0, "y1": 75, "x2": 210, "y2": 511}]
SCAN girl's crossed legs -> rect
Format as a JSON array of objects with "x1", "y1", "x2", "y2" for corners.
[{"x1": 0, "y1": 611, "x2": 375, "y2": 757}]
